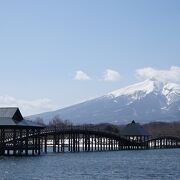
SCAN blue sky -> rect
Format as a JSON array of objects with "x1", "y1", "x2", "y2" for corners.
[{"x1": 0, "y1": 0, "x2": 180, "y2": 115}]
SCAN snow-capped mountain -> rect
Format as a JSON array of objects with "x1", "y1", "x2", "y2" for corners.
[{"x1": 29, "y1": 79, "x2": 180, "y2": 124}]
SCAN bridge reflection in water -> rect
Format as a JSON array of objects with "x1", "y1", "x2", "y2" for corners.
[{"x1": 0, "y1": 108, "x2": 180, "y2": 156}]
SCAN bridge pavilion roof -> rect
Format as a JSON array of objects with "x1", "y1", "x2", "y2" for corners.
[
  {"x1": 0, "y1": 107, "x2": 44, "y2": 128},
  {"x1": 121, "y1": 120, "x2": 149, "y2": 136}
]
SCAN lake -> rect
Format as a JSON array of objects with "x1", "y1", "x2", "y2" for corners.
[{"x1": 0, "y1": 149, "x2": 180, "y2": 180}]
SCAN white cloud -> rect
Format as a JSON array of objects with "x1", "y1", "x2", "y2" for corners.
[
  {"x1": 74, "y1": 70, "x2": 91, "y2": 80},
  {"x1": 0, "y1": 95, "x2": 54, "y2": 116},
  {"x1": 103, "y1": 69, "x2": 122, "y2": 82},
  {"x1": 136, "y1": 66, "x2": 180, "y2": 83}
]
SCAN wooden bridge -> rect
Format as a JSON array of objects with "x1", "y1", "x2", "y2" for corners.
[
  {"x1": 41, "y1": 127, "x2": 180, "y2": 153},
  {"x1": 41, "y1": 127, "x2": 145, "y2": 153},
  {"x1": 1, "y1": 126, "x2": 180, "y2": 156},
  {"x1": 0, "y1": 108, "x2": 180, "y2": 156},
  {"x1": 147, "y1": 136, "x2": 180, "y2": 149}
]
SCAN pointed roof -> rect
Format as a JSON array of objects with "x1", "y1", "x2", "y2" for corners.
[
  {"x1": 121, "y1": 120, "x2": 149, "y2": 136},
  {"x1": 0, "y1": 107, "x2": 43, "y2": 128},
  {"x1": 0, "y1": 107, "x2": 23, "y2": 120}
]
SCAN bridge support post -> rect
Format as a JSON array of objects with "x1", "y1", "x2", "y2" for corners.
[
  {"x1": 44, "y1": 135, "x2": 47, "y2": 153},
  {"x1": 77, "y1": 133, "x2": 80, "y2": 152},
  {"x1": 13, "y1": 129, "x2": 17, "y2": 156},
  {"x1": 97, "y1": 136, "x2": 100, "y2": 151},
  {"x1": 73, "y1": 133, "x2": 75, "y2": 152},
  {"x1": 75, "y1": 133, "x2": 77, "y2": 152},
  {"x1": 0, "y1": 129, "x2": 5, "y2": 156},
  {"x1": 82, "y1": 134, "x2": 84, "y2": 152},
  {"x1": 108, "y1": 138, "x2": 111, "y2": 151},
  {"x1": 84, "y1": 134, "x2": 87, "y2": 151},
  {"x1": 57, "y1": 135, "x2": 60, "y2": 153},
  {"x1": 100, "y1": 137, "x2": 102, "y2": 151},
  {"x1": 68, "y1": 133, "x2": 70, "y2": 152},
  {"x1": 118, "y1": 141, "x2": 121, "y2": 151},
  {"x1": 38, "y1": 130, "x2": 41, "y2": 155},
  {"x1": 88, "y1": 134, "x2": 90, "y2": 152},
  {"x1": 53, "y1": 134, "x2": 56, "y2": 153},
  {"x1": 32, "y1": 129, "x2": 35, "y2": 156},
  {"x1": 60, "y1": 134, "x2": 63, "y2": 152},
  {"x1": 94, "y1": 136, "x2": 96, "y2": 151},
  {"x1": 105, "y1": 138, "x2": 107, "y2": 151},
  {"x1": 25, "y1": 129, "x2": 29, "y2": 156}
]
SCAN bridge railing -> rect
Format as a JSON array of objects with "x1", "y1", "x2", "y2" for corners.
[{"x1": 41, "y1": 125, "x2": 121, "y2": 137}]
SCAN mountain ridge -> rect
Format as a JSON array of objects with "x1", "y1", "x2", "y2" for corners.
[{"x1": 28, "y1": 79, "x2": 180, "y2": 124}]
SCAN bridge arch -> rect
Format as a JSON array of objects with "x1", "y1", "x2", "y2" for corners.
[{"x1": 40, "y1": 128, "x2": 144, "y2": 153}]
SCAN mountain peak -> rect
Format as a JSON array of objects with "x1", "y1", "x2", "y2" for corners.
[{"x1": 107, "y1": 79, "x2": 164, "y2": 98}]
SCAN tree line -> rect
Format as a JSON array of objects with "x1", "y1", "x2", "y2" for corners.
[{"x1": 34, "y1": 116, "x2": 180, "y2": 138}]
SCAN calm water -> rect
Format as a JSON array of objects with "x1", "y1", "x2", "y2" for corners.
[{"x1": 0, "y1": 149, "x2": 180, "y2": 180}]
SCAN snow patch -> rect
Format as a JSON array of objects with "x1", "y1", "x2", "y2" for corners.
[{"x1": 107, "y1": 79, "x2": 163, "y2": 98}]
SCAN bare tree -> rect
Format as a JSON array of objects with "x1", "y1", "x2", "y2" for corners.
[
  {"x1": 34, "y1": 117, "x2": 45, "y2": 126},
  {"x1": 48, "y1": 115, "x2": 73, "y2": 128}
]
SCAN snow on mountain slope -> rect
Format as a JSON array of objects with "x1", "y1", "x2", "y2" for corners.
[
  {"x1": 108, "y1": 79, "x2": 162, "y2": 97},
  {"x1": 162, "y1": 83, "x2": 180, "y2": 105},
  {"x1": 29, "y1": 79, "x2": 180, "y2": 124}
]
